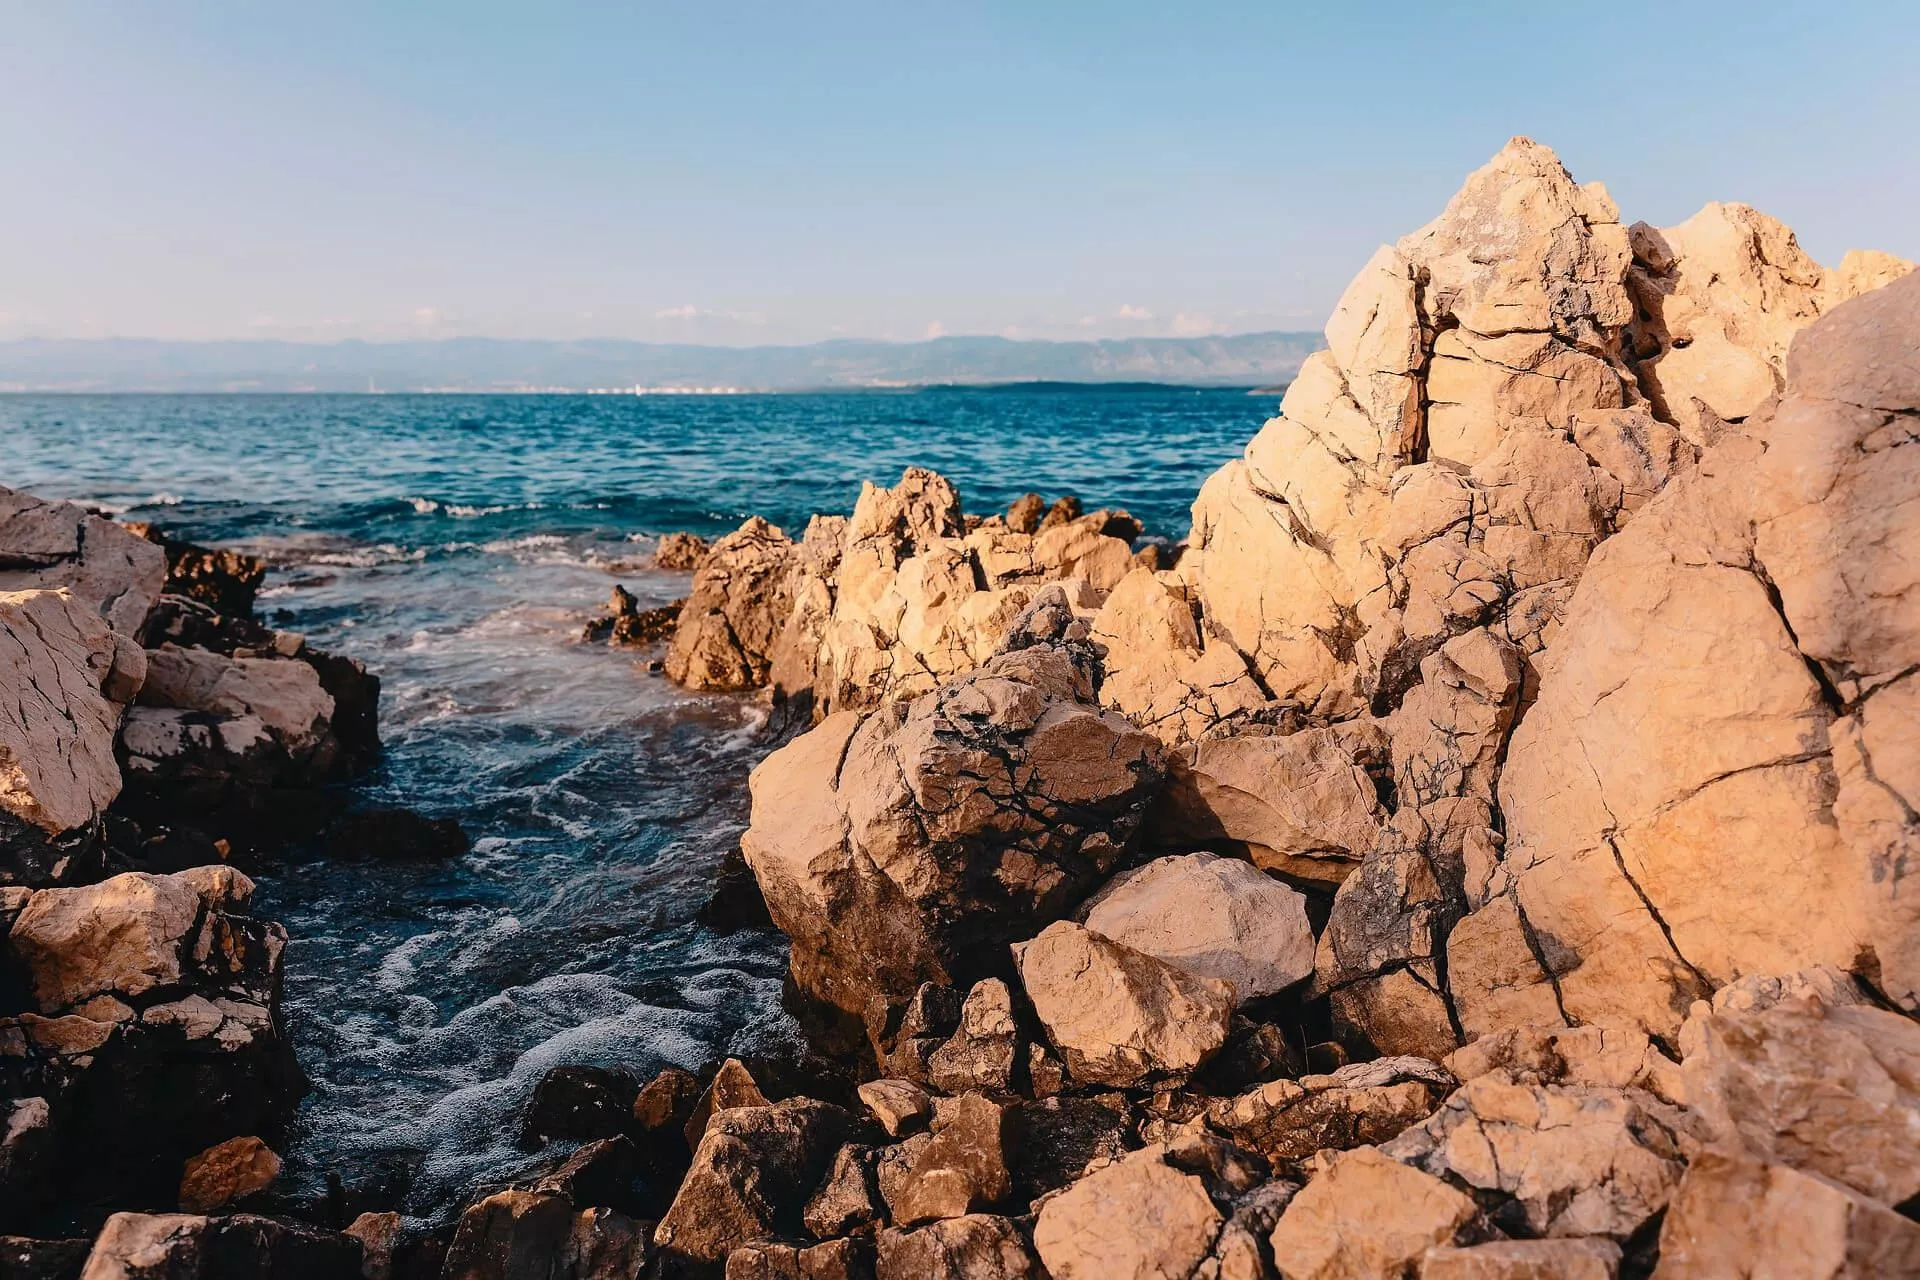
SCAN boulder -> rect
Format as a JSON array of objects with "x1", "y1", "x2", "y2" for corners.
[
  {"x1": 1477, "y1": 271, "x2": 1920, "y2": 1038},
  {"x1": 1267, "y1": 1147, "x2": 1478, "y2": 1280},
  {"x1": 1031, "y1": 1148, "x2": 1222, "y2": 1280},
  {"x1": 1208, "y1": 1057, "x2": 1452, "y2": 1165},
  {"x1": 565, "y1": 1207, "x2": 651, "y2": 1280},
  {"x1": 873, "y1": 1215, "x2": 1039, "y2": 1280},
  {"x1": 1381, "y1": 1073, "x2": 1686, "y2": 1240},
  {"x1": 685, "y1": 1059, "x2": 770, "y2": 1151},
  {"x1": 742, "y1": 618, "x2": 1163, "y2": 1031},
  {"x1": 1676, "y1": 993, "x2": 1920, "y2": 1207},
  {"x1": 926, "y1": 980, "x2": 1018, "y2": 1095},
  {"x1": 0, "y1": 489, "x2": 166, "y2": 636},
  {"x1": 1081, "y1": 852, "x2": 1315, "y2": 1000},
  {"x1": 177, "y1": 1135, "x2": 280, "y2": 1213},
  {"x1": 77, "y1": 1212, "x2": 362, "y2": 1279},
  {"x1": 1150, "y1": 723, "x2": 1387, "y2": 889},
  {"x1": 665, "y1": 517, "x2": 797, "y2": 691},
  {"x1": 1421, "y1": 1239, "x2": 1621, "y2": 1280},
  {"x1": 1087, "y1": 567, "x2": 1267, "y2": 745},
  {"x1": 652, "y1": 1100, "x2": 857, "y2": 1271},
  {"x1": 1014, "y1": 921, "x2": 1232, "y2": 1088},
  {"x1": 855, "y1": 1080, "x2": 930, "y2": 1140},
  {"x1": 725, "y1": 1238, "x2": 869, "y2": 1280},
  {"x1": 440, "y1": 1189, "x2": 574, "y2": 1280},
  {"x1": 520, "y1": 1065, "x2": 640, "y2": 1149},
  {"x1": 1, "y1": 589, "x2": 145, "y2": 884},
  {"x1": 890, "y1": 1093, "x2": 1010, "y2": 1227},
  {"x1": 344, "y1": 1211, "x2": 402, "y2": 1280},
  {"x1": 802, "y1": 1144, "x2": 880, "y2": 1239},
  {"x1": 1653, "y1": 1149, "x2": 1920, "y2": 1278}
]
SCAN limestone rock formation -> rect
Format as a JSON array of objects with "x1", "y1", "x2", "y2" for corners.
[
  {"x1": 654, "y1": 531, "x2": 712, "y2": 572},
  {"x1": 1080, "y1": 852, "x2": 1315, "y2": 1000},
  {"x1": 1466, "y1": 269, "x2": 1920, "y2": 1039},
  {"x1": 1422, "y1": 1239, "x2": 1622, "y2": 1280},
  {"x1": 0, "y1": 488, "x2": 166, "y2": 636},
  {"x1": 873, "y1": 1213, "x2": 1040, "y2": 1280},
  {"x1": 1208, "y1": 1057, "x2": 1453, "y2": 1165},
  {"x1": 665, "y1": 516, "x2": 797, "y2": 691},
  {"x1": 1014, "y1": 920, "x2": 1233, "y2": 1088},
  {"x1": 741, "y1": 615, "x2": 1163, "y2": 1029},
  {"x1": 1, "y1": 589, "x2": 146, "y2": 883},
  {"x1": 1654, "y1": 1149, "x2": 1920, "y2": 1278}
]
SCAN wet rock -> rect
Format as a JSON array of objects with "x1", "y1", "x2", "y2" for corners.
[
  {"x1": 1032, "y1": 1147, "x2": 1222, "y2": 1280},
  {"x1": 1420, "y1": 1239, "x2": 1621, "y2": 1280},
  {"x1": 78, "y1": 1211, "x2": 363, "y2": 1279},
  {"x1": 654, "y1": 533, "x2": 712, "y2": 573},
  {"x1": 323, "y1": 809, "x2": 469, "y2": 861},
  {"x1": 1382, "y1": 1072, "x2": 1686, "y2": 1240},
  {"x1": 743, "y1": 620, "x2": 1163, "y2": 1033},
  {"x1": 1208, "y1": 1057, "x2": 1452, "y2": 1165},
  {"x1": 1267, "y1": 1147, "x2": 1479, "y2": 1280},
  {"x1": 582, "y1": 585, "x2": 681, "y2": 647},
  {"x1": 126, "y1": 525, "x2": 267, "y2": 620},
  {"x1": 520, "y1": 1066, "x2": 640, "y2": 1149},
  {"x1": 1005, "y1": 1096, "x2": 1131, "y2": 1202},
  {"x1": 344, "y1": 1211, "x2": 402, "y2": 1280},
  {"x1": 178, "y1": 1135, "x2": 281, "y2": 1213},
  {"x1": 1014, "y1": 921, "x2": 1232, "y2": 1088},
  {"x1": 441, "y1": 1189, "x2": 574, "y2": 1280},
  {"x1": 926, "y1": 980, "x2": 1018, "y2": 1096},
  {"x1": 0, "y1": 1235, "x2": 90, "y2": 1280},
  {"x1": 665, "y1": 517, "x2": 796, "y2": 691},
  {"x1": 872, "y1": 1215, "x2": 1039, "y2": 1280},
  {"x1": 685, "y1": 1059, "x2": 771, "y2": 1151},
  {"x1": 1676, "y1": 992, "x2": 1920, "y2": 1207},
  {"x1": 802, "y1": 1144, "x2": 879, "y2": 1239},
  {"x1": 1654, "y1": 1148, "x2": 1920, "y2": 1278},
  {"x1": 652, "y1": 1100, "x2": 857, "y2": 1272},
  {"x1": 699, "y1": 847, "x2": 774, "y2": 933},
  {"x1": 855, "y1": 1081, "x2": 930, "y2": 1140},
  {"x1": 891, "y1": 1093, "x2": 1010, "y2": 1227},
  {"x1": 1081, "y1": 852, "x2": 1315, "y2": 1000},
  {"x1": 532, "y1": 1137, "x2": 641, "y2": 1215},
  {"x1": 2, "y1": 589, "x2": 145, "y2": 885},
  {"x1": 0, "y1": 489, "x2": 167, "y2": 636}
]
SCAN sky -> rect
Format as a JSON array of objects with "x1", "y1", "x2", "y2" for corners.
[{"x1": 2, "y1": 2, "x2": 1915, "y2": 346}]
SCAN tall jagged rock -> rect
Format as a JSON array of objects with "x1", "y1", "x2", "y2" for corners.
[{"x1": 1456, "y1": 270, "x2": 1920, "y2": 1038}]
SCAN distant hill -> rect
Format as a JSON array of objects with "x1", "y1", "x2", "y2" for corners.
[{"x1": 0, "y1": 332, "x2": 1323, "y2": 393}]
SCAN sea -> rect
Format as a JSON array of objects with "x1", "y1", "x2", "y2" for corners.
[{"x1": 0, "y1": 387, "x2": 1273, "y2": 1220}]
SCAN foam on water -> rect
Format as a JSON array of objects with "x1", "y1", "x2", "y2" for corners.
[{"x1": 0, "y1": 388, "x2": 1271, "y2": 1220}]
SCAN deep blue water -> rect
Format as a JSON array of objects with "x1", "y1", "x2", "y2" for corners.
[{"x1": 0, "y1": 388, "x2": 1270, "y2": 1218}]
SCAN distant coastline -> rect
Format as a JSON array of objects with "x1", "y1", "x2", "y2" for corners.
[{"x1": 0, "y1": 331, "x2": 1322, "y2": 394}]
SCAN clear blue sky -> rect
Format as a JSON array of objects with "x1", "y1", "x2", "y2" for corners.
[{"x1": 3, "y1": 2, "x2": 1914, "y2": 345}]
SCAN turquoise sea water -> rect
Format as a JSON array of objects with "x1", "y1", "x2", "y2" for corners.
[{"x1": 0, "y1": 388, "x2": 1272, "y2": 1218}]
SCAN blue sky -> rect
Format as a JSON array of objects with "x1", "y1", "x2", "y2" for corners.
[{"x1": 2, "y1": 2, "x2": 1914, "y2": 344}]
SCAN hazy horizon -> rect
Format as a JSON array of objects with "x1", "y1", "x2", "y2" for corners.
[{"x1": 4, "y1": 2, "x2": 1916, "y2": 346}]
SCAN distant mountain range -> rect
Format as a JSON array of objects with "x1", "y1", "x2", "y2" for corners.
[{"x1": 0, "y1": 332, "x2": 1323, "y2": 393}]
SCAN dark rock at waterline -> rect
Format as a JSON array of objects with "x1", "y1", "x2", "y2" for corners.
[
  {"x1": 0, "y1": 1234, "x2": 90, "y2": 1280},
  {"x1": 440, "y1": 1190, "x2": 575, "y2": 1280},
  {"x1": 698, "y1": 847, "x2": 773, "y2": 933},
  {"x1": 528, "y1": 1137, "x2": 645, "y2": 1219},
  {"x1": 127, "y1": 523, "x2": 269, "y2": 620},
  {"x1": 582, "y1": 585, "x2": 683, "y2": 647},
  {"x1": 520, "y1": 1066, "x2": 641, "y2": 1150},
  {"x1": 82, "y1": 1211, "x2": 363, "y2": 1279},
  {"x1": 324, "y1": 809, "x2": 470, "y2": 862},
  {"x1": 0, "y1": 813, "x2": 105, "y2": 891}
]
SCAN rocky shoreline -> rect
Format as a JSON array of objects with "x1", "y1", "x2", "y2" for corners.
[{"x1": 4, "y1": 137, "x2": 1920, "y2": 1278}]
